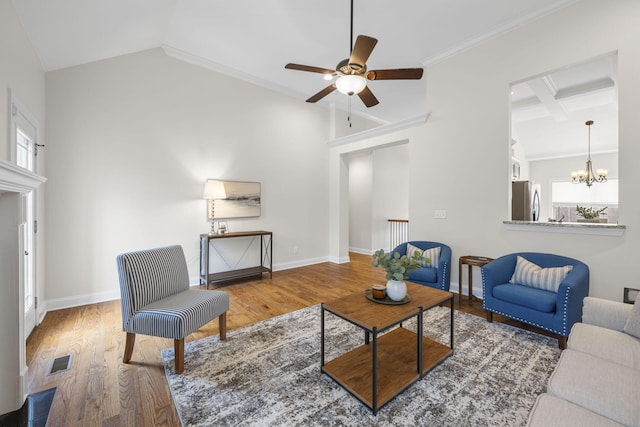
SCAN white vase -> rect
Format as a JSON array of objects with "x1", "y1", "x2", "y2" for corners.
[{"x1": 386, "y1": 280, "x2": 407, "y2": 301}]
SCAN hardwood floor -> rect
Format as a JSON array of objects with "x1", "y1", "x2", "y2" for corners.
[{"x1": 25, "y1": 252, "x2": 548, "y2": 426}]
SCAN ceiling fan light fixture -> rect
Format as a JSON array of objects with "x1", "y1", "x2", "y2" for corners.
[{"x1": 335, "y1": 74, "x2": 366, "y2": 96}]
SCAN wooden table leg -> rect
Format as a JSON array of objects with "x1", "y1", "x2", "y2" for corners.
[
  {"x1": 468, "y1": 264, "x2": 473, "y2": 303},
  {"x1": 458, "y1": 259, "x2": 463, "y2": 306}
]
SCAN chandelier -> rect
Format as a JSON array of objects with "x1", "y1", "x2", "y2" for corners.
[{"x1": 571, "y1": 120, "x2": 608, "y2": 187}]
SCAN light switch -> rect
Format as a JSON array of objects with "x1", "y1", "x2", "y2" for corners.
[{"x1": 434, "y1": 210, "x2": 447, "y2": 219}]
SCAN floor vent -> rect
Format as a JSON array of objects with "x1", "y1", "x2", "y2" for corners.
[{"x1": 47, "y1": 354, "x2": 72, "y2": 375}]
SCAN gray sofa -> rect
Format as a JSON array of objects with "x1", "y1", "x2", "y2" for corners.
[{"x1": 527, "y1": 296, "x2": 640, "y2": 426}]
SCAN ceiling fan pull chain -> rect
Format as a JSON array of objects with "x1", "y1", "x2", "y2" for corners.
[{"x1": 348, "y1": 96, "x2": 352, "y2": 127}]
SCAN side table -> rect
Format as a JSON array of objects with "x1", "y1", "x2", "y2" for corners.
[
  {"x1": 458, "y1": 255, "x2": 493, "y2": 306},
  {"x1": 624, "y1": 287, "x2": 639, "y2": 304}
]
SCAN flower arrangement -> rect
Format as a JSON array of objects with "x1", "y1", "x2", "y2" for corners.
[
  {"x1": 371, "y1": 249, "x2": 430, "y2": 281},
  {"x1": 576, "y1": 205, "x2": 607, "y2": 220}
]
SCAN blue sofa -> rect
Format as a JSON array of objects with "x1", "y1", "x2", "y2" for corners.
[
  {"x1": 391, "y1": 241, "x2": 452, "y2": 291},
  {"x1": 481, "y1": 252, "x2": 589, "y2": 349}
]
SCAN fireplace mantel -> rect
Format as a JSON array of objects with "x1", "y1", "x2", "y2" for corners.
[
  {"x1": 0, "y1": 159, "x2": 46, "y2": 415},
  {"x1": 0, "y1": 159, "x2": 46, "y2": 193}
]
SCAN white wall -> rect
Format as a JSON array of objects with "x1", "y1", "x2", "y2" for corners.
[
  {"x1": 0, "y1": 1, "x2": 45, "y2": 162},
  {"x1": 372, "y1": 144, "x2": 409, "y2": 251},
  {"x1": 348, "y1": 152, "x2": 372, "y2": 253},
  {"x1": 331, "y1": 0, "x2": 640, "y2": 302},
  {"x1": 44, "y1": 48, "x2": 331, "y2": 308},
  {"x1": 334, "y1": 109, "x2": 382, "y2": 139}
]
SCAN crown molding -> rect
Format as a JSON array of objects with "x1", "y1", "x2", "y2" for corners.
[
  {"x1": 422, "y1": 0, "x2": 577, "y2": 67},
  {"x1": 328, "y1": 113, "x2": 429, "y2": 147}
]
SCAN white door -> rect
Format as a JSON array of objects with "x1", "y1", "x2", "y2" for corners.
[{"x1": 12, "y1": 96, "x2": 39, "y2": 338}]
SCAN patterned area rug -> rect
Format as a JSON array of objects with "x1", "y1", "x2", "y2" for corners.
[{"x1": 162, "y1": 305, "x2": 560, "y2": 426}]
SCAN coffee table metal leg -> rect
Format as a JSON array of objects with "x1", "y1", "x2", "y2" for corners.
[
  {"x1": 418, "y1": 308, "x2": 423, "y2": 377},
  {"x1": 320, "y1": 304, "x2": 325, "y2": 366},
  {"x1": 372, "y1": 327, "x2": 378, "y2": 415},
  {"x1": 450, "y1": 297, "x2": 454, "y2": 349}
]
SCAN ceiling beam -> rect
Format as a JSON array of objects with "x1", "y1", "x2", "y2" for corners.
[{"x1": 526, "y1": 76, "x2": 568, "y2": 122}]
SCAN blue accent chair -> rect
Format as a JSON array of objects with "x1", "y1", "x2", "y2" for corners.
[
  {"x1": 391, "y1": 241, "x2": 452, "y2": 291},
  {"x1": 481, "y1": 252, "x2": 589, "y2": 349}
]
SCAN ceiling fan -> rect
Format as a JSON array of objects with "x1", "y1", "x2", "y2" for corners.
[{"x1": 285, "y1": 0, "x2": 423, "y2": 108}]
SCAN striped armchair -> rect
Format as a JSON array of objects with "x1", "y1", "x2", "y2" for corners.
[{"x1": 117, "y1": 244, "x2": 229, "y2": 374}]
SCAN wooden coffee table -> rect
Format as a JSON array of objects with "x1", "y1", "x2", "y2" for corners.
[{"x1": 321, "y1": 283, "x2": 454, "y2": 414}]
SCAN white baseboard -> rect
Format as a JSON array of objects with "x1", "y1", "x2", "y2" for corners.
[
  {"x1": 42, "y1": 256, "x2": 338, "y2": 315},
  {"x1": 42, "y1": 254, "x2": 432, "y2": 315},
  {"x1": 450, "y1": 282, "x2": 483, "y2": 300},
  {"x1": 273, "y1": 256, "x2": 332, "y2": 271},
  {"x1": 328, "y1": 255, "x2": 351, "y2": 264},
  {"x1": 44, "y1": 289, "x2": 120, "y2": 313},
  {"x1": 349, "y1": 247, "x2": 373, "y2": 255}
]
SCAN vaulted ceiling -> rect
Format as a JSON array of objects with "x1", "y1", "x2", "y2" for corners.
[
  {"x1": 15, "y1": 0, "x2": 616, "y2": 160},
  {"x1": 13, "y1": 0, "x2": 576, "y2": 126}
]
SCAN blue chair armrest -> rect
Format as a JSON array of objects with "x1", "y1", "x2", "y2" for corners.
[
  {"x1": 391, "y1": 243, "x2": 408, "y2": 257},
  {"x1": 481, "y1": 255, "x2": 516, "y2": 291},
  {"x1": 554, "y1": 263, "x2": 590, "y2": 335},
  {"x1": 437, "y1": 245, "x2": 452, "y2": 290}
]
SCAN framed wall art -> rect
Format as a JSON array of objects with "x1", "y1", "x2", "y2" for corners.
[{"x1": 206, "y1": 180, "x2": 261, "y2": 220}]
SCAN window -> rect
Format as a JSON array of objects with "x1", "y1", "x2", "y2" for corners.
[
  {"x1": 510, "y1": 53, "x2": 618, "y2": 224},
  {"x1": 551, "y1": 179, "x2": 618, "y2": 223}
]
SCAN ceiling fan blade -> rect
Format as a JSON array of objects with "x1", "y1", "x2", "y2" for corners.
[
  {"x1": 306, "y1": 85, "x2": 337, "y2": 103},
  {"x1": 366, "y1": 68, "x2": 424, "y2": 80},
  {"x1": 349, "y1": 35, "x2": 378, "y2": 71},
  {"x1": 357, "y1": 86, "x2": 379, "y2": 108},
  {"x1": 285, "y1": 63, "x2": 337, "y2": 75}
]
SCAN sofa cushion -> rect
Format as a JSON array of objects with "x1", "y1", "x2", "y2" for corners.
[
  {"x1": 493, "y1": 283, "x2": 557, "y2": 313},
  {"x1": 623, "y1": 293, "x2": 640, "y2": 339},
  {"x1": 568, "y1": 322, "x2": 640, "y2": 370},
  {"x1": 547, "y1": 349, "x2": 640, "y2": 426},
  {"x1": 582, "y1": 296, "x2": 633, "y2": 331},
  {"x1": 407, "y1": 243, "x2": 440, "y2": 268},
  {"x1": 527, "y1": 394, "x2": 625, "y2": 427},
  {"x1": 407, "y1": 266, "x2": 437, "y2": 283},
  {"x1": 510, "y1": 256, "x2": 573, "y2": 292}
]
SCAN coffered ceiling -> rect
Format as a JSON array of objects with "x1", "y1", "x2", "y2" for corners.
[
  {"x1": 511, "y1": 53, "x2": 618, "y2": 160},
  {"x1": 13, "y1": 0, "x2": 577, "y2": 127}
]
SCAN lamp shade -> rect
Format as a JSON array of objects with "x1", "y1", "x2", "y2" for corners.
[
  {"x1": 203, "y1": 180, "x2": 226, "y2": 200},
  {"x1": 335, "y1": 75, "x2": 366, "y2": 96}
]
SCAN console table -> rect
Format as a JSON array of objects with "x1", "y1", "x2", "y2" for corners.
[{"x1": 199, "y1": 231, "x2": 272, "y2": 288}]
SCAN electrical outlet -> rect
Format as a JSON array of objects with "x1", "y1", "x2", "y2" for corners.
[
  {"x1": 434, "y1": 210, "x2": 447, "y2": 219},
  {"x1": 293, "y1": 246, "x2": 299, "y2": 254}
]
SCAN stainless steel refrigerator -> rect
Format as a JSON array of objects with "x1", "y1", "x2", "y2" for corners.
[{"x1": 512, "y1": 180, "x2": 540, "y2": 221}]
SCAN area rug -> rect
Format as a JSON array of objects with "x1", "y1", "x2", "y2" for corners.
[{"x1": 162, "y1": 305, "x2": 560, "y2": 426}]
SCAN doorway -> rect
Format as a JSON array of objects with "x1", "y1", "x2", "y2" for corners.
[
  {"x1": 346, "y1": 142, "x2": 409, "y2": 254},
  {"x1": 10, "y1": 92, "x2": 39, "y2": 338}
]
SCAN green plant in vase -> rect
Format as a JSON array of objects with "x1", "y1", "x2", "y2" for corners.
[{"x1": 371, "y1": 249, "x2": 431, "y2": 301}]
